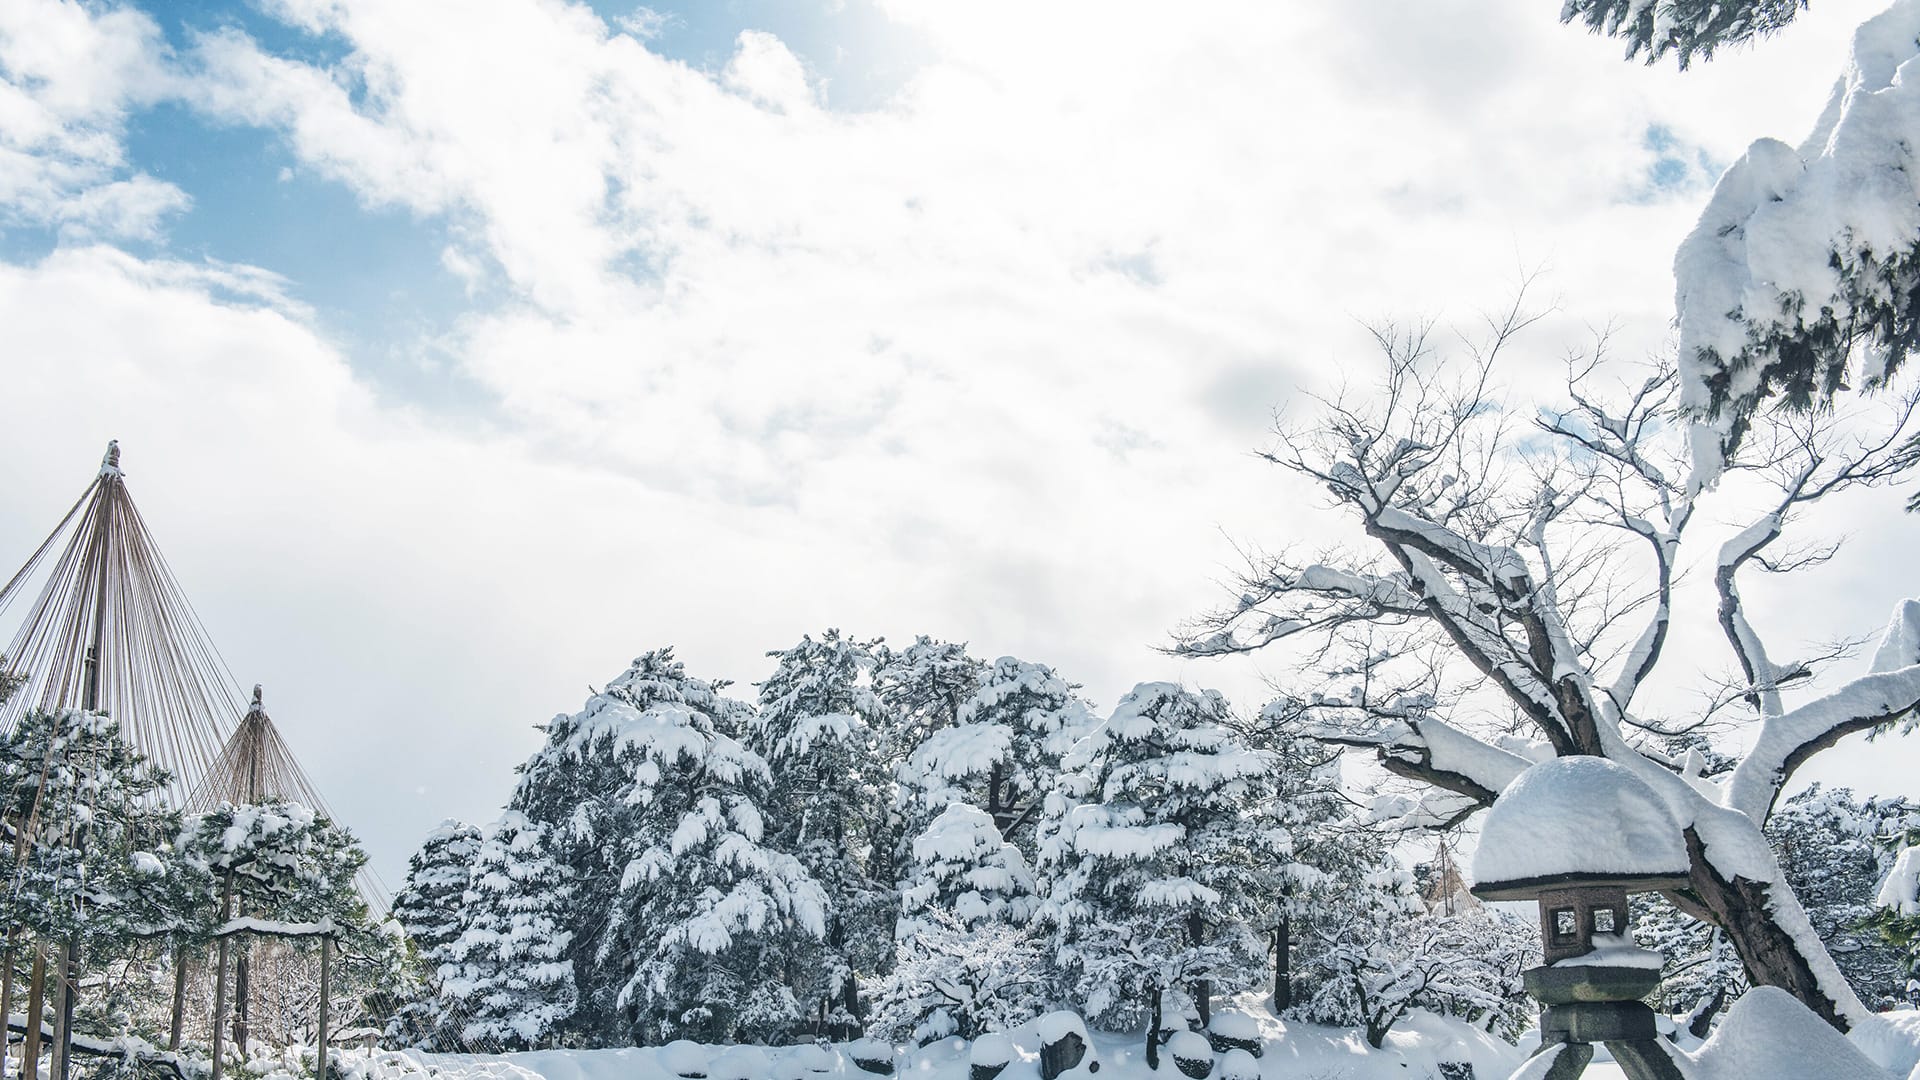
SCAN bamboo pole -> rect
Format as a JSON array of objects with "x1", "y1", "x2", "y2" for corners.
[
  {"x1": 316, "y1": 936, "x2": 330, "y2": 1080},
  {"x1": 21, "y1": 949, "x2": 43, "y2": 1079}
]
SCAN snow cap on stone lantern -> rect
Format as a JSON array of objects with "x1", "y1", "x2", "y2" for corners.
[{"x1": 1470, "y1": 756, "x2": 1689, "y2": 963}]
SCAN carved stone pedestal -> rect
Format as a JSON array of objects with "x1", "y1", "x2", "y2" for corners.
[{"x1": 1509, "y1": 965, "x2": 1687, "y2": 1080}]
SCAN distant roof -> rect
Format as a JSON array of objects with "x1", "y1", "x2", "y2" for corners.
[{"x1": 1471, "y1": 755, "x2": 1690, "y2": 900}]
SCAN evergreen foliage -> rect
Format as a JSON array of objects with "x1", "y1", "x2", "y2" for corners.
[
  {"x1": 1765, "y1": 784, "x2": 1920, "y2": 1009},
  {"x1": 440, "y1": 810, "x2": 576, "y2": 1050},
  {"x1": 1038, "y1": 682, "x2": 1293, "y2": 1032},
  {"x1": 386, "y1": 820, "x2": 482, "y2": 1048},
  {"x1": 900, "y1": 657, "x2": 1091, "y2": 858},
  {"x1": 1559, "y1": 0, "x2": 1808, "y2": 69},
  {"x1": 750, "y1": 630, "x2": 896, "y2": 1037}
]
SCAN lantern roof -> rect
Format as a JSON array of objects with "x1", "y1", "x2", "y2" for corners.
[{"x1": 1470, "y1": 755, "x2": 1690, "y2": 901}]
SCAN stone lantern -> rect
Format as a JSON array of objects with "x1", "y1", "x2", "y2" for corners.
[{"x1": 1470, "y1": 756, "x2": 1692, "y2": 1080}]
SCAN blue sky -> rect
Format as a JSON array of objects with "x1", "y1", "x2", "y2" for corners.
[{"x1": 1, "y1": 0, "x2": 1913, "y2": 885}]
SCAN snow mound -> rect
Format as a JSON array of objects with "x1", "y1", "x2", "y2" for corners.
[
  {"x1": 1207, "y1": 1011, "x2": 1259, "y2": 1042},
  {"x1": 845, "y1": 1038, "x2": 894, "y2": 1067},
  {"x1": 705, "y1": 1047, "x2": 767, "y2": 1080},
  {"x1": 1165, "y1": 1030, "x2": 1211, "y2": 1063},
  {"x1": 1216, "y1": 1048, "x2": 1256, "y2": 1080},
  {"x1": 1037, "y1": 1011, "x2": 1087, "y2": 1044},
  {"x1": 783, "y1": 1045, "x2": 834, "y2": 1075},
  {"x1": 969, "y1": 1033, "x2": 1013, "y2": 1068},
  {"x1": 1471, "y1": 756, "x2": 1689, "y2": 896},
  {"x1": 659, "y1": 1041, "x2": 707, "y2": 1078},
  {"x1": 1852, "y1": 1007, "x2": 1920, "y2": 1078},
  {"x1": 1687, "y1": 987, "x2": 1886, "y2": 1080}
]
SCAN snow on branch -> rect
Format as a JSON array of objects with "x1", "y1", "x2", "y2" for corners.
[
  {"x1": 1676, "y1": 1, "x2": 1920, "y2": 483},
  {"x1": 1727, "y1": 659, "x2": 1920, "y2": 822}
]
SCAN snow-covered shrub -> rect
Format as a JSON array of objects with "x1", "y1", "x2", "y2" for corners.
[
  {"x1": 1165, "y1": 1030, "x2": 1213, "y2": 1079},
  {"x1": 1207, "y1": 1010, "x2": 1260, "y2": 1056},
  {"x1": 706, "y1": 1046, "x2": 769, "y2": 1080},
  {"x1": 969, "y1": 1031, "x2": 1014, "y2": 1080},
  {"x1": 869, "y1": 907, "x2": 1048, "y2": 1045},
  {"x1": 845, "y1": 1037, "x2": 895, "y2": 1075}
]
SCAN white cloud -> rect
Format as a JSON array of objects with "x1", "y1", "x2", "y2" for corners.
[
  {"x1": 0, "y1": 0, "x2": 186, "y2": 239},
  {"x1": 3, "y1": 0, "x2": 1914, "y2": 875}
]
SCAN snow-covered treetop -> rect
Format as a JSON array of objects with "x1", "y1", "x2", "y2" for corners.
[
  {"x1": 1063, "y1": 682, "x2": 1269, "y2": 796},
  {"x1": 516, "y1": 648, "x2": 765, "y2": 815},
  {"x1": 1675, "y1": 0, "x2": 1920, "y2": 483},
  {"x1": 1559, "y1": 0, "x2": 1808, "y2": 69},
  {"x1": 1471, "y1": 756, "x2": 1690, "y2": 897}
]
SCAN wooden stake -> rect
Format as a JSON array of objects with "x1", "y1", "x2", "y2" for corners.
[
  {"x1": 316, "y1": 936, "x2": 331, "y2": 1080},
  {"x1": 21, "y1": 949, "x2": 43, "y2": 1080}
]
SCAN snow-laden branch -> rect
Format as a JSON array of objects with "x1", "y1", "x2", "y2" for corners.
[
  {"x1": 1315, "y1": 714, "x2": 1534, "y2": 817},
  {"x1": 212, "y1": 915, "x2": 338, "y2": 939},
  {"x1": 1726, "y1": 661, "x2": 1920, "y2": 822}
]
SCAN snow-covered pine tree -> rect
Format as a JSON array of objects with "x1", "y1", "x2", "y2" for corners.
[
  {"x1": 587, "y1": 650, "x2": 826, "y2": 1044},
  {"x1": 1038, "y1": 682, "x2": 1293, "y2": 1057},
  {"x1": 751, "y1": 630, "x2": 895, "y2": 1038},
  {"x1": 879, "y1": 802, "x2": 1045, "y2": 1043},
  {"x1": 1766, "y1": 784, "x2": 1920, "y2": 1009},
  {"x1": 386, "y1": 820, "x2": 482, "y2": 1047},
  {"x1": 1868, "y1": 820, "x2": 1920, "y2": 1005},
  {"x1": 872, "y1": 636, "x2": 986, "y2": 756},
  {"x1": 0, "y1": 708, "x2": 196, "y2": 1053},
  {"x1": 439, "y1": 810, "x2": 575, "y2": 1051},
  {"x1": 900, "y1": 803, "x2": 1036, "y2": 932},
  {"x1": 900, "y1": 657, "x2": 1091, "y2": 859},
  {"x1": 509, "y1": 648, "x2": 765, "y2": 1042}
]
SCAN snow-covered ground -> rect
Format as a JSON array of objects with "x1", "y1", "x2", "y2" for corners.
[
  {"x1": 299, "y1": 994, "x2": 1920, "y2": 1080},
  {"x1": 333, "y1": 1006, "x2": 1522, "y2": 1080}
]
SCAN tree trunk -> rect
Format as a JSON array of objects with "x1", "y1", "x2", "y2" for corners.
[
  {"x1": 1272, "y1": 919, "x2": 1292, "y2": 1013},
  {"x1": 45, "y1": 944, "x2": 66, "y2": 1080},
  {"x1": 53, "y1": 943, "x2": 76, "y2": 1080},
  {"x1": 211, "y1": 875, "x2": 235, "y2": 1080},
  {"x1": 22, "y1": 949, "x2": 44, "y2": 1080},
  {"x1": 234, "y1": 948, "x2": 251, "y2": 1056},
  {"x1": 1681, "y1": 828, "x2": 1850, "y2": 1031},
  {"x1": 1146, "y1": 985, "x2": 1162, "y2": 1071},
  {"x1": 168, "y1": 948, "x2": 187, "y2": 1052},
  {"x1": 317, "y1": 936, "x2": 331, "y2": 1080},
  {"x1": 1187, "y1": 911, "x2": 1210, "y2": 1027},
  {"x1": 0, "y1": 944, "x2": 13, "y2": 1080}
]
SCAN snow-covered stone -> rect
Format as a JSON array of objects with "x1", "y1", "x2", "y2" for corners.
[
  {"x1": 1549, "y1": 931, "x2": 1663, "y2": 971},
  {"x1": 1216, "y1": 1048, "x2": 1257, "y2": 1080},
  {"x1": 1471, "y1": 756, "x2": 1689, "y2": 896}
]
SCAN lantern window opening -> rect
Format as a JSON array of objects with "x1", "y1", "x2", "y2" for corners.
[
  {"x1": 1551, "y1": 908, "x2": 1579, "y2": 943},
  {"x1": 1593, "y1": 905, "x2": 1620, "y2": 935}
]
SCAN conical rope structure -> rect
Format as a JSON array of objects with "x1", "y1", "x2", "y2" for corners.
[{"x1": 0, "y1": 442, "x2": 239, "y2": 802}]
